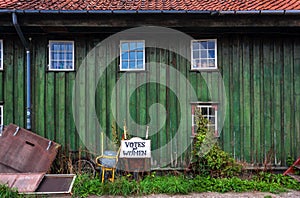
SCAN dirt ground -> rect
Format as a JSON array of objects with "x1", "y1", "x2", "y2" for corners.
[{"x1": 81, "y1": 190, "x2": 300, "y2": 198}]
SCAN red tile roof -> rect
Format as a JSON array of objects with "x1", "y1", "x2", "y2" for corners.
[{"x1": 1, "y1": 0, "x2": 300, "y2": 11}]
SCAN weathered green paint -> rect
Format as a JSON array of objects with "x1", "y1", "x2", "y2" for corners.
[
  {"x1": 294, "y1": 40, "x2": 300, "y2": 161},
  {"x1": 273, "y1": 39, "x2": 282, "y2": 165},
  {"x1": 1, "y1": 34, "x2": 300, "y2": 168},
  {"x1": 4, "y1": 39, "x2": 16, "y2": 126},
  {"x1": 33, "y1": 38, "x2": 45, "y2": 138}
]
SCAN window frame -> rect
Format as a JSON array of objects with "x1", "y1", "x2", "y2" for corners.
[
  {"x1": 48, "y1": 40, "x2": 75, "y2": 71},
  {"x1": 191, "y1": 102, "x2": 219, "y2": 137},
  {"x1": 0, "y1": 40, "x2": 3, "y2": 70},
  {"x1": 120, "y1": 40, "x2": 146, "y2": 71},
  {"x1": 191, "y1": 39, "x2": 217, "y2": 70},
  {"x1": 0, "y1": 105, "x2": 3, "y2": 126}
]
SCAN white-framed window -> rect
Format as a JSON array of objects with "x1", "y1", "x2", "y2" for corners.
[
  {"x1": 191, "y1": 39, "x2": 217, "y2": 70},
  {"x1": 191, "y1": 102, "x2": 218, "y2": 137},
  {"x1": 120, "y1": 40, "x2": 145, "y2": 71},
  {"x1": 0, "y1": 40, "x2": 3, "y2": 70},
  {"x1": 48, "y1": 40, "x2": 74, "y2": 71},
  {"x1": 0, "y1": 105, "x2": 3, "y2": 126}
]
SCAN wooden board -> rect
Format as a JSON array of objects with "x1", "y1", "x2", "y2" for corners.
[{"x1": 0, "y1": 173, "x2": 45, "y2": 193}]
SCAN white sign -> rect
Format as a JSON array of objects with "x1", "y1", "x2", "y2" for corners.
[{"x1": 120, "y1": 137, "x2": 151, "y2": 158}]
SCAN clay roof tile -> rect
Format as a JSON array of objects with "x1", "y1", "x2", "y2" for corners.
[{"x1": 1, "y1": 0, "x2": 300, "y2": 11}]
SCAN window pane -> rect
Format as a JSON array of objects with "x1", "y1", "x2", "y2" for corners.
[
  {"x1": 137, "y1": 60, "x2": 143, "y2": 69},
  {"x1": 129, "y1": 51, "x2": 135, "y2": 59},
  {"x1": 51, "y1": 61, "x2": 57, "y2": 68},
  {"x1": 122, "y1": 61, "x2": 129, "y2": 69},
  {"x1": 208, "y1": 59, "x2": 215, "y2": 67},
  {"x1": 59, "y1": 44, "x2": 65, "y2": 51},
  {"x1": 51, "y1": 44, "x2": 58, "y2": 51},
  {"x1": 121, "y1": 43, "x2": 129, "y2": 51},
  {"x1": 137, "y1": 51, "x2": 143, "y2": 59},
  {"x1": 129, "y1": 42, "x2": 136, "y2": 50},
  {"x1": 137, "y1": 42, "x2": 144, "y2": 50},
  {"x1": 52, "y1": 52, "x2": 57, "y2": 60},
  {"x1": 209, "y1": 107, "x2": 215, "y2": 115},
  {"x1": 66, "y1": 61, "x2": 73, "y2": 69},
  {"x1": 67, "y1": 52, "x2": 73, "y2": 60},
  {"x1": 208, "y1": 50, "x2": 215, "y2": 58},
  {"x1": 208, "y1": 41, "x2": 215, "y2": 49},
  {"x1": 200, "y1": 41, "x2": 207, "y2": 49},
  {"x1": 193, "y1": 51, "x2": 199, "y2": 59},
  {"x1": 193, "y1": 59, "x2": 200, "y2": 68},
  {"x1": 193, "y1": 42, "x2": 200, "y2": 50},
  {"x1": 201, "y1": 107, "x2": 207, "y2": 115},
  {"x1": 59, "y1": 52, "x2": 64, "y2": 59},
  {"x1": 200, "y1": 50, "x2": 207, "y2": 58},
  {"x1": 122, "y1": 52, "x2": 129, "y2": 60},
  {"x1": 66, "y1": 43, "x2": 73, "y2": 51},
  {"x1": 201, "y1": 60, "x2": 208, "y2": 67},
  {"x1": 129, "y1": 61, "x2": 135, "y2": 69},
  {"x1": 58, "y1": 61, "x2": 64, "y2": 69},
  {"x1": 209, "y1": 117, "x2": 215, "y2": 124}
]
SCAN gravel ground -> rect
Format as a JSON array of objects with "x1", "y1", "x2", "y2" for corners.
[{"x1": 81, "y1": 190, "x2": 300, "y2": 198}]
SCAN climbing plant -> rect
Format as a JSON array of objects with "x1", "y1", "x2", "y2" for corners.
[{"x1": 191, "y1": 109, "x2": 242, "y2": 178}]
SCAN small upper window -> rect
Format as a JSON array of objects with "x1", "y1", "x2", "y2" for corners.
[
  {"x1": 120, "y1": 40, "x2": 145, "y2": 71},
  {"x1": 0, "y1": 40, "x2": 3, "y2": 70},
  {"x1": 191, "y1": 39, "x2": 217, "y2": 70},
  {"x1": 48, "y1": 40, "x2": 74, "y2": 71}
]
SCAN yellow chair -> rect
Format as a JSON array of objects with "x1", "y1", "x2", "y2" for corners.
[{"x1": 96, "y1": 148, "x2": 120, "y2": 183}]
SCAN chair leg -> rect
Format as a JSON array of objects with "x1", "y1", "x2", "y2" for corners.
[
  {"x1": 111, "y1": 169, "x2": 115, "y2": 182},
  {"x1": 101, "y1": 168, "x2": 105, "y2": 183}
]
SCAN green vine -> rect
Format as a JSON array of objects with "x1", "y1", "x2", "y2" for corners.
[{"x1": 191, "y1": 109, "x2": 242, "y2": 178}]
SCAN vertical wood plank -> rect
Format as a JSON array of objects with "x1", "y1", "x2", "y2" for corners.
[
  {"x1": 45, "y1": 70, "x2": 55, "y2": 140},
  {"x1": 137, "y1": 72, "x2": 147, "y2": 135},
  {"x1": 127, "y1": 72, "x2": 137, "y2": 137},
  {"x1": 55, "y1": 72, "x2": 66, "y2": 146},
  {"x1": 262, "y1": 40, "x2": 272, "y2": 164},
  {"x1": 232, "y1": 37, "x2": 241, "y2": 160},
  {"x1": 95, "y1": 42, "x2": 105, "y2": 153},
  {"x1": 293, "y1": 39, "x2": 300, "y2": 163},
  {"x1": 252, "y1": 38, "x2": 262, "y2": 165},
  {"x1": 15, "y1": 40, "x2": 25, "y2": 128},
  {"x1": 106, "y1": 42, "x2": 117, "y2": 144},
  {"x1": 4, "y1": 39, "x2": 14, "y2": 125},
  {"x1": 169, "y1": 50, "x2": 178, "y2": 167},
  {"x1": 148, "y1": 46, "x2": 159, "y2": 167},
  {"x1": 178, "y1": 41, "x2": 189, "y2": 167},
  {"x1": 273, "y1": 38, "x2": 283, "y2": 165},
  {"x1": 242, "y1": 37, "x2": 251, "y2": 162},
  {"x1": 283, "y1": 40, "x2": 292, "y2": 161},
  {"x1": 85, "y1": 40, "x2": 97, "y2": 152},
  {"x1": 158, "y1": 48, "x2": 167, "y2": 166},
  {"x1": 33, "y1": 39, "x2": 45, "y2": 135},
  {"x1": 221, "y1": 37, "x2": 232, "y2": 154}
]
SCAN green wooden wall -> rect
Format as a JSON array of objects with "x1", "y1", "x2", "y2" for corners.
[{"x1": 1, "y1": 33, "x2": 299, "y2": 168}]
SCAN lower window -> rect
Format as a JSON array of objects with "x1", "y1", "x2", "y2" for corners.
[{"x1": 191, "y1": 102, "x2": 218, "y2": 137}]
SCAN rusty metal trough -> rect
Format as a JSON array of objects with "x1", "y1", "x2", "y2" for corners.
[
  {"x1": 0, "y1": 124, "x2": 60, "y2": 173},
  {"x1": 0, "y1": 124, "x2": 76, "y2": 194}
]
